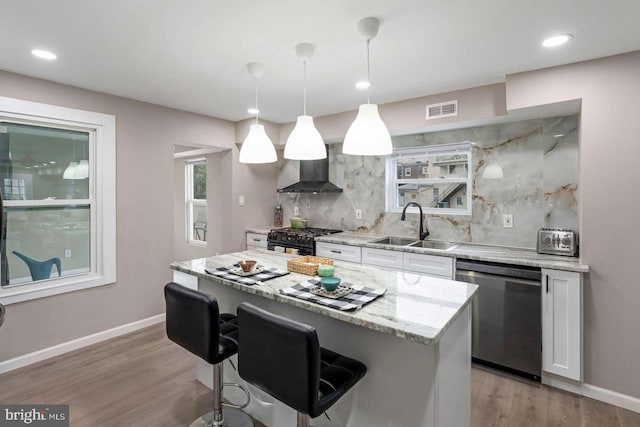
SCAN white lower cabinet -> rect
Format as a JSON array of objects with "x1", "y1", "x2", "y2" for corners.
[
  {"x1": 542, "y1": 268, "x2": 582, "y2": 381},
  {"x1": 362, "y1": 247, "x2": 403, "y2": 270},
  {"x1": 403, "y1": 252, "x2": 454, "y2": 279},
  {"x1": 246, "y1": 232, "x2": 268, "y2": 250},
  {"x1": 316, "y1": 242, "x2": 362, "y2": 264}
]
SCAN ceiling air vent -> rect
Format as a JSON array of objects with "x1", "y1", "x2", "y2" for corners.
[{"x1": 425, "y1": 100, "x2": 458, "y2": 120}]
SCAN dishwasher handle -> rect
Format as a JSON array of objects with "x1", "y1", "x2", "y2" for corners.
[{"x1": 456, "y1": 269, "x2": 541, "y2": 287}]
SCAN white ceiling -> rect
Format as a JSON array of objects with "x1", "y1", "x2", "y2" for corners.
[{"x1": 2, "y1": 0, "x2": 639, "y2": 124}]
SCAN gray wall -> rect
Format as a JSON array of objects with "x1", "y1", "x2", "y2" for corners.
[{"x1": 0, "y1": 70, "x2": 276, "y2": 361}]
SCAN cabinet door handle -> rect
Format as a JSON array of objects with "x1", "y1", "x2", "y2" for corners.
[
  {"x1": 330, "y1": 249, "x2": 342, "y2": 254},
  {"x1": 253, "y1": 238, "x2": 261, "y2": 242},
  {"x1": 546, "y1": 276, "x2": 549, "y2": 293}
]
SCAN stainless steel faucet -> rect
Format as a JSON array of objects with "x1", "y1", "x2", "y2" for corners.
[{"x1": 401, "y1": 202, "x2": 429, "y2": 240}]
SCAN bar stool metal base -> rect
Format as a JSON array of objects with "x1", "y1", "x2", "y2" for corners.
[
  {"x1": 296, "y1": 412, "x2": 310, "y2": 427},
  {"x1": 188, "y1": 408, "x2": 253, "y2": 427}
]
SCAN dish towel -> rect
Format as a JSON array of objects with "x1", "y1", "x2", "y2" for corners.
[
  {"x1": 205, "y1": 265, "x2": 289, "y2": 286},
  {"x1": 279, "y1": 279, "x2": 386, "y2": 311}
]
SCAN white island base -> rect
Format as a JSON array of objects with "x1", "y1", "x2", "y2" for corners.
[{"x1": 192, "y1": 277, "x2": 471, "y2": 427}]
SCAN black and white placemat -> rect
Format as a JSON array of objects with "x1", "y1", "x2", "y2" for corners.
[
  {"x1": 205, "y1": 265, "x2": 289, "y2": 286},
  {"x1": 279, "y1": 279, "x2": 386, "y2": 311}
]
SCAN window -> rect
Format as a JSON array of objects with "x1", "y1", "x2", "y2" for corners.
[
  {"x1": 386, "y1": 142, "x2": 472, "y2": 215},
  {"x1": 185, "y1": 158, "x2": 207, "y2": 245},
  {"x1": 0, "y1": 96, "x2": 116, "y2": 305}
]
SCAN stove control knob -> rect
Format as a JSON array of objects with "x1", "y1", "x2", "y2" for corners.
[
  {"x1": 543, "y1": 237, "x2": 551, "y2": 245},
  {"x1": 561, "y1": 237, "x2": 571, "y2": 246}
]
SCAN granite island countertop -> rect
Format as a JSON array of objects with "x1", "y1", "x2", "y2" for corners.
[
  {"x1": 316, "y1": 231, "x2": 590, "y2": 273},
  {"x1": 171, "y1": 249, "x2": 478, "y2": 346}
]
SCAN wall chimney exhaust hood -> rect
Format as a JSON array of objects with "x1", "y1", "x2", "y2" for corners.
[{"x1": 277, "y1": 151, "x2": 342, "y2": 193}]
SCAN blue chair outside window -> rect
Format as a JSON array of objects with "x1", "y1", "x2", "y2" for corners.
[{"x1": 12, "y1": 251, "x2": 62, "y2": 281}]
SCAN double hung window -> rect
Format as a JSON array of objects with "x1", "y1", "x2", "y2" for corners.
[
  {"x1": 185, "y1": 159, "x2": 207, "y2": 245},
  {"x1": 0, "y1": 97, "x2": 115, "y2": 304}
]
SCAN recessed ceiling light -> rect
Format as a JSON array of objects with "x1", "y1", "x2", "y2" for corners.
[
  {"x1": 49, "y1": 161, "x2": 56, "y2": 164},
  {"x1": 542, "y1": 34, "x2": 573, "y2": 48},
  {"x1": 31, "y1": 49, "x2": 57, "y2": 60},
  {"x1": 247, "y1": 108, "x2": 259, "y2": 115},
  {"x1": 553, "y1": 134, "x2": 565, "y2": 138},
  {"x1": 355, "y1": 81, "x2": 371, "y2": 90}
]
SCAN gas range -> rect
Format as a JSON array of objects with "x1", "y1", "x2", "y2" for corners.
[{"x1": 267, "y1": 227, "x2": 341, "y2": 255}]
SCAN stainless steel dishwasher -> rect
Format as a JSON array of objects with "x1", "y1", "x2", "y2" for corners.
[{"x1": 456, "y1": 259, "x2": 542, "y2": 380}]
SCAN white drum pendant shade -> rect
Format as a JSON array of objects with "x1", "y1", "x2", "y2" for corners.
[
  {"x1": 239, "y1": 124, "x2": 277, "y2": 164},
  {"x1": 342, "y1": 104, "x2": 392, "y2": 155},
  {"x1": 284, "y1": 115, "x2": 327, "y2": 160}
]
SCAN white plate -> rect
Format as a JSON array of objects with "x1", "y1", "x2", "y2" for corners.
[{"x1": 228, "y1": 265, "x2": 265, "y2": 276}]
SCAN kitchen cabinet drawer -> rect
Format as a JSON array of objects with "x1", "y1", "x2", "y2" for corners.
[
  {"x1": 542, "y1": 269, "x2": 582, "y2": 381},
  {"x1": 246, "y1": 232, "x2": 268, "y2": 249},
  {"x1": 316, "y1": 242, "x2": 361, "y2": 264},
  {"x1": 403, "y1": 252, "x2": 453, "y2": 278},
  {"x1": 362, "y1": 247, "x2": 403, "y2": 270}
]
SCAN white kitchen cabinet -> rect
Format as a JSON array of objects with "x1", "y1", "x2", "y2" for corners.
[
  {"x1": 316, "y1": 242, "x2": 362, "y2": 264},
  {"x1": 362, "y1": 247, "x2": 403, "y2": 270},
  {"x1": 246, "y1": 232, "x2": 268, "y2": 250},
  {"x1": 542, "y1": 268, "x2": 582, "y2": 381},
  {"x1": 403, "y1": 252, "x2": 454, "y2": 279}
]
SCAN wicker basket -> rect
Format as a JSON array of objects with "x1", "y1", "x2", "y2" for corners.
[{"x1": 287, "y1": 256, "x2": 333, "y2": 276}]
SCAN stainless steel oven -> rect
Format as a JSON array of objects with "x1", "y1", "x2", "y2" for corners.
[{"x1": 456, "y1": 259, "x2": 542, "y2": 380}]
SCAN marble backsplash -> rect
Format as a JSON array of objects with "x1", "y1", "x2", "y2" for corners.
[{"x1": 277, "y1": 115, "x2": 579, "y2": 249}]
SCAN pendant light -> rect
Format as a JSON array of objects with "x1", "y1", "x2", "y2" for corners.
[
  {"x1": 239, "y1": 62, "x2": 277, "y2": 164},
  {"x1": 342, "y1": 17, "x2": 392, "y2": 156},
  {"x1": 284, "y1": 43, "x2": 326, "y2": 160}
]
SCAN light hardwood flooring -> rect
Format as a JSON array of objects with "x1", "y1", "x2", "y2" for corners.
[{"x1": 1, "y1": 324, "x2": 638, "y2": 427}]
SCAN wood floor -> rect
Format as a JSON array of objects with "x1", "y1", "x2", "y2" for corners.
[{"x1": 1, "y1": 324, "x2": 638, "y2": 427}]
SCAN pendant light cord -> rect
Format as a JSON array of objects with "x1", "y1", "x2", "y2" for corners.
[
  {"x1": 303, "y1": 60, "x2": 307, "y2": 116},
  {"x1": 254, "y1": 78, "x2": 259, "y2": 124},
  {"x1": 366, "y1": 38, "x2": 371, "y2": 104}
]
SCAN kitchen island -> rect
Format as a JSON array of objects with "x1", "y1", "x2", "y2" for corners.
[{"x1": 171, "y1": 250, "x2": 478, "y2": 427}]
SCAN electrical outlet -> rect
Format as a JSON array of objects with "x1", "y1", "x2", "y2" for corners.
[
  {"x1": 503, "y1": 214, "x2": 513, "y2": 228},
  {"x1": 239, "y1": 195, "x2": 245, "y2": 206},
  {"x1": 355, "y1": 209, "x2": 362, "y2": 220},
  {"x1": 64, "y1": 249, "x2": 72, "y2": 258},
  {"x1": 294, "y1": 206, "x2": 299, "y2": 216}
]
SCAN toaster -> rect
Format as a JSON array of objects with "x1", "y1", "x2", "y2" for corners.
[{"x1": 536, "y1": 228, "x2": 578, "y2": 257}]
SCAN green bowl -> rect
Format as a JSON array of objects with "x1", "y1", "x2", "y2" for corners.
[
  {"x1": 320, "y1": 277, "x2": 341, "y2": 292},
  {"x1": 317, "y1": 265, "x2": 335, "y2": 277}
]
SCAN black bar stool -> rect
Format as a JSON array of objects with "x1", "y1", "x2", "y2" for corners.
[
  {"x1": 164, "y1": 282, "x2": 253, "y2": 427},
  {"x1": 237, "y1": 303, "x2": 367, "y2": 427}
]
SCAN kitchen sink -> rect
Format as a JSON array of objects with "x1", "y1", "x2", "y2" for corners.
[
  {"x1": 408, "y1": 240, "x2": 457, "y2": 250},
  {"x1": 369, "y1": 236, "x2": 418, "y2": 246}
]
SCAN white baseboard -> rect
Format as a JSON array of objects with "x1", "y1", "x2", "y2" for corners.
[
  {"x1": 0, "y1": 313, "x2": 166, "y2": 375},
  {"x1": 543, "y1": 374, "x2": 640, "y2": 414},
  {"x1": 582, "y1": 383, "x2": 640, "y2": 414}
]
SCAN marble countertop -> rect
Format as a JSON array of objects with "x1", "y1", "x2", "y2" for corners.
[
  {"x1": 171, "y1": 249, "x2": 478, "y2": 346},
  {"x1": 316, "y1": 232, "x2": 590, "y2": 273}
]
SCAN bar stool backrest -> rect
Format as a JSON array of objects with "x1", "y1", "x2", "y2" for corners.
[
  {"x1": 164, "y1": 282, "x2": 220, "y2": 364},
  {"x1": 237, "y1": 303, "x2": 321, "y2": 416}
]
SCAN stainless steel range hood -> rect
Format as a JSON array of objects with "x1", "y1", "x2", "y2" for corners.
[{"x1": 277, "y1": 153, "x2": 342, "y2": 193}]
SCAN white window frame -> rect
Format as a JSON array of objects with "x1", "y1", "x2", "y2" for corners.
[
  {"x1": 0, "y1": 96, "x2": 116, "y2": 305},
  {"x1": 385, "y1": 142, "x2": 472, "y2": 216},
  {"x1": 185, "y1": 158, "x2": 207, "y2": 246}
]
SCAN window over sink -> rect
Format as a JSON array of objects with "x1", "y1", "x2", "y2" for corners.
[{"x1": 385, "y1": 143, "x2": 472, "y2": 215}]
